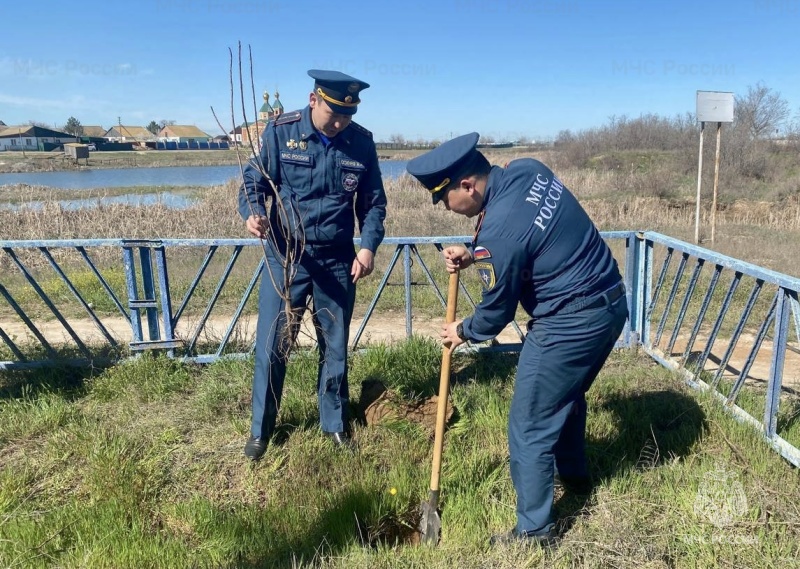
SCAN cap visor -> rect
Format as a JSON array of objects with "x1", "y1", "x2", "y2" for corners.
[{"x1": 329, "y1": 103, "x2": 357, "y2": 115}]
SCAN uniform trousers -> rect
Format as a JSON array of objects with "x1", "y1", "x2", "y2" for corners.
[
  {"x1": 250, "y1": 245, "x2": 356, "y2": 439},
  {"x1": 509, "y1": 291, "x2": 628, "y2": 534}
]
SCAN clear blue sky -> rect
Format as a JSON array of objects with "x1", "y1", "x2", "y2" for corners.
[{"x1": 2, "y1": 0, "x2": 799, "y2": 142}]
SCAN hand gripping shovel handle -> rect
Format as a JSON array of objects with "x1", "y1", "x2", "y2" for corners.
[{"x1": 420, "y1": 271, "x2": 459, "y2": 544}]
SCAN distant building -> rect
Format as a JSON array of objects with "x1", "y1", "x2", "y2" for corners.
[
  {"x1": 158, "y1": 125, "x2": 211, "y2": 143},
  {"x1": 241, "y1": 120, "x2": 268, "y2": 150},
  {"x1": 80, "y1": 126, "x2": 107, "y2": 139},
  {"x1": 104, "y1": 125, "x2": 152, "y2": 142},
  {"x1": 258, "y1": 90, "x2": 284, "y2": 121},
  {"x1": 228, "y1": 125, "x2": 244, "y2": 144},
  {"x1": 64, "y1": 142, "x2": 90, "y2": 161},
  {"x1": 241, "y1": 90, "x2": 285, "y2": 150},
  {"x1": 0, "y1": 125, "x2": 77, "y2": 151},
  {"x1": 0, "y1": 120, "x2": 6, "y2": 132}
]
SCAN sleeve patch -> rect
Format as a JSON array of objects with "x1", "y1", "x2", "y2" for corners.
[
  {"x1": 475, "y1": 262, "x2": 496, "y2": 290},
  {"x1": 473, "y1": 246, "x2": 491, "y2": 260}
]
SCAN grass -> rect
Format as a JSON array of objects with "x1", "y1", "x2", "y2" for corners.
[
  {"x1": 1, "y1": 340, "x2": 799, "y2": 568},
  {"x1": 3, "y1": 143, "x2": 800, "y2": 566}
]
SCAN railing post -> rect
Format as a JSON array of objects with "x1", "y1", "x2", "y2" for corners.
[
  {"x1": 122, "y1": 239, "x2": 181, "y2": 354},
  {"x1": 764, "y1": 289, "x2": 790, "y2": 437},
  {"x1": 122, "y1": 244, "x2": 143, "y2": 345},
  {"x1": 153, "y1": 245, "x2": 175, "y2": 358},
  {"x1": 625, "y1": 231, "x2": 649, "y2": 348},
  {"x1": 404, "y1": 243, "x2": 412, "y2": 338},
  {"x1": 139, "y1": 246, "x2": 160, "y2": 342},
  {"x1": 643, "y1": 236, "x2": 653, "y2": 348}
]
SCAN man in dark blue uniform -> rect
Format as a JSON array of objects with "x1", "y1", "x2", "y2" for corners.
[
  {"x1": 407, "y1": 133, "x2": 628, "y2": 546},
  {"x1": 238, "y1": 70, "x2": 386, "y2": 460}
]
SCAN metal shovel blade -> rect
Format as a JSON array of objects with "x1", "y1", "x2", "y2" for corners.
[{"x1": 419, "y1": 494, "x2": 441, "y2": 545}]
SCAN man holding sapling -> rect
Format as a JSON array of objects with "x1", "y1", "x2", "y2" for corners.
[{"x1": 238, "y1": 70, "x2": 386, "y2": 460}]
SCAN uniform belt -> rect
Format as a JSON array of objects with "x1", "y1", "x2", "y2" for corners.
[
  {"x1": 305, "y1": 242, "x2": 344, "y2": 253},
  {"x1": 583, "y1": 282, "x2": 626, "y2": 311},
  {"x1": 559, "y1": 281, "x2": 626, "y2": 315}
]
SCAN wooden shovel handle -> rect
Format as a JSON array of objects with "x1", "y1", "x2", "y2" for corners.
[{"x1": 429, "y1": 271, "x2": 459, "y2": 494}]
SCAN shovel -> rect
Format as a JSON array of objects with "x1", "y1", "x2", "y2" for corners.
[{"x1": 419, "y1": 271, "x2": 459, "y2": 545}]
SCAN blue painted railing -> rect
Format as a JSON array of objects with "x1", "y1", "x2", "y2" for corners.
[{"x1": 1, "y1": 232, "x2": 798, "y2": 467}]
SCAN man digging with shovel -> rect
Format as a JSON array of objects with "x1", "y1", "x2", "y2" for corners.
[{"x1": 407, "y1": 133, "x2": 628, "y2": 547}]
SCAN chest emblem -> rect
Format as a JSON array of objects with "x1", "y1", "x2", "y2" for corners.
[
  {"x1": 286, "y1": 139, "x2": 298, "y2": 149},
  {"x1": 298, "y1": 140, "x2": 307, "y2": 150},
  {"x1": 342, "y1": 172, "x2": 359, "y2": 192}
]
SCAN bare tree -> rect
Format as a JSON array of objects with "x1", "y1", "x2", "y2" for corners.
[
  {"x1": 210, "y1": 44, "x2": 306, "y2": 357},
  {"x1": 735, "y1": 82, "x2": 790, "y2": 139},
  {"x1": 784, "y1": 108, "x2": 800, "y2": 150}
]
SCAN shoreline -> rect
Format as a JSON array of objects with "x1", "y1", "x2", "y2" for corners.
[
  {"x1": 0, "y1": 148, "x2": 424, "y2": 174},
  {"x1": 0, "y1": 146, "x2": 537, "y2": 174}
]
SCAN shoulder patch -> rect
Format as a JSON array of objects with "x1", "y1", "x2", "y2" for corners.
[
  {"x1": 474, "y1": 262, "x2": 496, "y2": 290},
  {"x1": 473, "y1": 246, "x2": 491, "y2": 260},
  {"x1": 275, "y1": 111, "x2": 301, "y2": 126},
  {"x1": 349, "y1": 121, "x2": 373, "y2": 139}
]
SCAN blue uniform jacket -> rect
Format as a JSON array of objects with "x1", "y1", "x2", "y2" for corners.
[
  {"x1": 462, "y1": 159, "x2": 621, "y2": 342},
  {"x1": 238, "y1": 106, "x2": 387, "y2": 253}
]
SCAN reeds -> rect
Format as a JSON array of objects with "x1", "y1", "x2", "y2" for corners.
[{"x1": 2, "y1": 164, "x2": 800, "y2": 276}]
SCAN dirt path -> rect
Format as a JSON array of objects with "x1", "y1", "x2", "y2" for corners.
[
  {"x1": 653, "y1": 332, "x2": 800, "y2": 390},
  {"x1": 1, "y1": 311, "x2": 523, "y2": 350},
  {"x1": 4, "y1": 312, "x2": 798, "y2": 389}
]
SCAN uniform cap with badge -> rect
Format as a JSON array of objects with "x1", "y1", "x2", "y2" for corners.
[
  {"x1": 406, "y1": 132, "x2": 482, "y2": 204},
  {"x1": 308, "y1": 69, "x2": 370, "y2": 116}
]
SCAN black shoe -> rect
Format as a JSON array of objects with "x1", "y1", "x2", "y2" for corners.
[
  {"x1": 489, "y1": 528, "x2": 558, "y2": 548},
  {"x1": 244, "y1": 436, "x2": 268, "y2": 461},
  {"x1": 554, "y1": 473, "x2": 593, "y2": 494},
  {"x1": 324, "y1": 431, "x2": 355, "y2": 450}
]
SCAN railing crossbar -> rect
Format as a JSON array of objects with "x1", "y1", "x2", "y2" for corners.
[
  {"x1": 39, "y1": 247, "x2": 118, "y2": 347},
  {"x1": 186, "y1": 245, "x2": 243, "y2": 355},
  {"x1": 667, "y1": 258, "x2": 705, "y2": 355},
  {"x1": 726, "y1": 292, "x2": 777, "y2": 405},
  {"x1": 173, "y1": 245, "x2": 218, "y2": 324},
  {"x1": 655, "y1": 251, "x2": 689, "y2": 347},
  {"x1": 216, "y1": 257, "x2": 264, "y2": 358},
  {"x1": 3, "y1": 248, "x2": 91, "y2": 358},
  {"x1": 711, "y1": 280, "x2": 763, "y2": 390},
  {"x1": 681, "y1": 264, "x2": 722, "y2": 367}
]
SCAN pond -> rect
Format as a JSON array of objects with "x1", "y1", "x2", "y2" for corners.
[
  {"x1": 0, "y1": 160, "x2": 410, "y2": 209},
  {"x1": 0, "y1": 161, "x2": 409, "y2": 189}
]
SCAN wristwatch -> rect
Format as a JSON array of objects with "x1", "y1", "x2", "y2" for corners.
[{"x1": 455, "y1": 322, "x2": 468, "y2": 341}]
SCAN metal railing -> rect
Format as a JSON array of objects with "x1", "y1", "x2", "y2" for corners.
[
  {"x1": 627, "y1": 232, "x2": 800, "y2": 467},
  {"x1": 2, "y1": 231, "x2": 799, "y2": 466}
]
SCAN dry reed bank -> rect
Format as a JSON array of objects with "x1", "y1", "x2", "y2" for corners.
[
  {"x1": 3, "y1": 143, "x2": 800, "y2": 277},
  {"x1": 4, "y1": 105, "x2": 800, "y2": 275}
]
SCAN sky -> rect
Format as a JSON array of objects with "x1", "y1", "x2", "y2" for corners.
[{"x1": 2, "y1": 0, "x2": 799, "y2": 142}]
